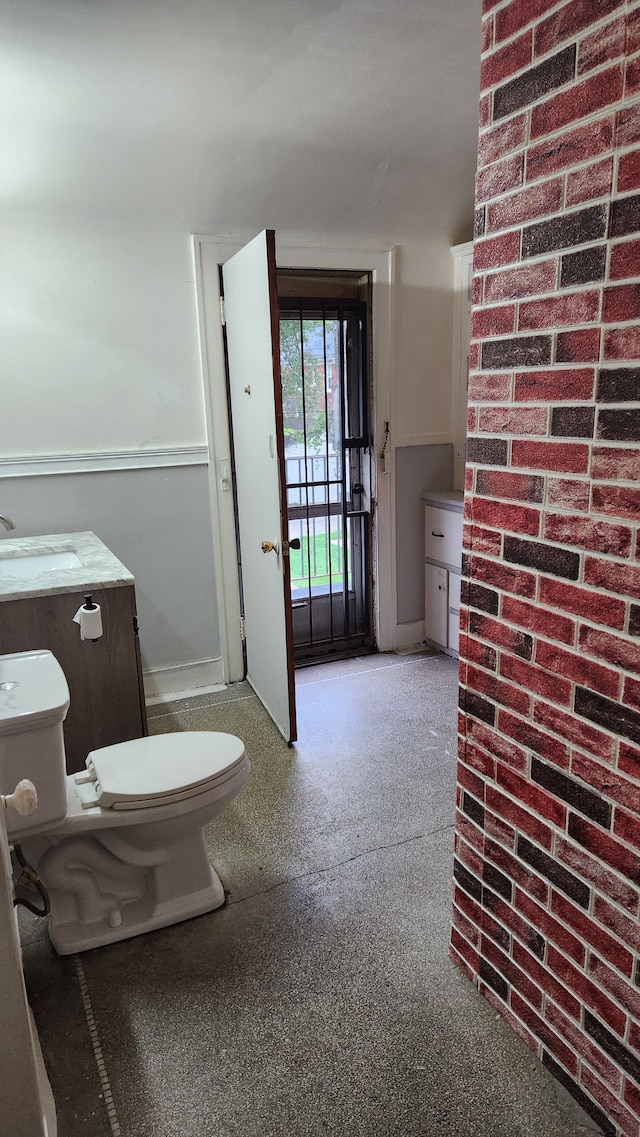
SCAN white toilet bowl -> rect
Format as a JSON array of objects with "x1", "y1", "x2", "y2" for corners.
[{"x1": 0, "y1": 650, "x2": 250, "y2": 954}]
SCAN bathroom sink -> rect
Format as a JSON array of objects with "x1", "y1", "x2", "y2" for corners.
[
  {"x1": 0, "y1": 550, "x2": 82, "y2": 579},
  {"x1": 0, "y1": 532, "x2": 133, "y2": 603}
]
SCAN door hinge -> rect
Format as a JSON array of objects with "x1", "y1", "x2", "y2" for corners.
[
  {"x1": 282, "y1": 537, "x2": 300, "y2": 557},
  {"x1": 133, "y1": 616, "x2": 140, "y2": 636},
  {"x1": 240, "y1": 615, "x2": 246, "y2": 640},
  {"x1": 219, "y1": 296, "x2": 226, "y2": 325}
]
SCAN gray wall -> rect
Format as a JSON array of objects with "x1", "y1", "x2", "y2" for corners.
[
  {"x1": 395, "y1": 444, "x2": 453, "y2": 625},
  {"x1": 0, "y1": 464, "x2": 219, "y2": 674}
]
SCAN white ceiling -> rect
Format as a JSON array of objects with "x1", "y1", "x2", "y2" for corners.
[{"x1": 1, "y1": 0, "x2": 482, "y2": 245}]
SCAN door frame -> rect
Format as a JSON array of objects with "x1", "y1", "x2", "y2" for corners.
[{"x1": 193, "y1": 235, "x2": 397, "y2": 683}]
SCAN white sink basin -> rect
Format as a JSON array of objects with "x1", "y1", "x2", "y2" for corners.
[{"x1": 0, "y1": 550, "x2": 82, "y2": 579}]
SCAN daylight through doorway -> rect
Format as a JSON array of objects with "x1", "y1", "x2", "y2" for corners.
[{"x1": 279, "y1": 292, "x2": 373, "y2": 664}]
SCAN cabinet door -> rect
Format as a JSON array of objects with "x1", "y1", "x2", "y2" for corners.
[
  {"x1": 448, "y1": 609, "x2": 460, "y2": 654},
  {"x1": 425, "y1": 563, "x2": 448, "y2": 647},
  {"x1": 448, "y1": 571, "x2": 462, "y2": 612},
  {"x1": 0, "y1": 586, "x2": 147, "y2": 773}
]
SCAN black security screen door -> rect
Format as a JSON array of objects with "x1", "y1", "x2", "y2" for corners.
[{"x1": 279, "y1": 298, "x2": 373, "y2": 664}]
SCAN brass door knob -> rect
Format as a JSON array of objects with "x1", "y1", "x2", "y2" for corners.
[{"x1": 261, "y1": 540, "x2": 279, "y2": 554}]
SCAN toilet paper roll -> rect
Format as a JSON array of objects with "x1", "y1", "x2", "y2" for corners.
[{"x1": 73, "y1": 603, "x2": 103, "y2": 641}]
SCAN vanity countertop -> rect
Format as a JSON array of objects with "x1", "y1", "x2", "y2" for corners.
[
  {"x1": 0, "y1": 531, "x2": 134, "y2": 602},
  {"x1": 421, "y1": 489, "x2": 464, "y2": 512}
]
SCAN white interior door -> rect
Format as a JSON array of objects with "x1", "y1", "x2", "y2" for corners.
[{"x1": 222, "y1": 230, "x2": 297, "y2": 743}]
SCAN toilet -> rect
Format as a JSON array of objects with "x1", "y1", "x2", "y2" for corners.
[{"x1": 0, "y1": 648, "x2": 250, "y2": 954}]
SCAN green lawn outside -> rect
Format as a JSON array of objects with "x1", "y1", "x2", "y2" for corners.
[{"x1": 290, "y1": 531, "x2": 348, "y2": 589}]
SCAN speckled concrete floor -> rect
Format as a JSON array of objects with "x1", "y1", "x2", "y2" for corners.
[{"x1": 20, "y1": 652, "x2": 601, "y2": 1136}]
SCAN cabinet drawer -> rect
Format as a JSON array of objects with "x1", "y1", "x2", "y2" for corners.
[
  {"x1": 424, "y1": 506, "x2": 463, "y2": 568},
  {"x1": 448, "y1": 571, "x2": 462, "y2": 612}
]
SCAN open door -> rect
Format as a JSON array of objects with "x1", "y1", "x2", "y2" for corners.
[{"x1": 222, "y1": 230, "x2": 297, "y2": 743}]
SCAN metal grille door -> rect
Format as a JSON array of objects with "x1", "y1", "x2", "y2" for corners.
[{"x1": 280, "y1": 299, "x2": 372, "y2": 663}]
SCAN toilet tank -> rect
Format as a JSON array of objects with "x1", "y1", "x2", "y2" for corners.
[{"x1": 0, "y1": 650, "x2": 70, "y2": 840}]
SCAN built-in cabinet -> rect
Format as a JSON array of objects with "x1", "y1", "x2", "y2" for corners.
[{"x1": 422, "y1": 490, "x2": 464, "y2": 656}]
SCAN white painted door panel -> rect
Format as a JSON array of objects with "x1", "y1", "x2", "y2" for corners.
[{"x1": 222, "y1": 230, "x2": 296, "y2": 743}]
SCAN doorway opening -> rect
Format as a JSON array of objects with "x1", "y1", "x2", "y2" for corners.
[{"x1": 277, "y1": 269, "x2": 375, "y2": 665}]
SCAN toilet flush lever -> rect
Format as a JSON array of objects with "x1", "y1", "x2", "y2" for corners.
[{"x1": 2, "y1": 779, "x2": 38, "y2": 817}]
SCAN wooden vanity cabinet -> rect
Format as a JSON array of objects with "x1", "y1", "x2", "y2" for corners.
[{"x1": 0, "y1": 584, "x2": 147, "y2": 774}]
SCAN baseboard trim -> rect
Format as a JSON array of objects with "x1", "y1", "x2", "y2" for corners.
[
  {"x1": 143, "y1": 656, "x2": 226, "y2": 702},
  {"x1": 395, "y1": 620, "x2": 426, "y2": 649}
]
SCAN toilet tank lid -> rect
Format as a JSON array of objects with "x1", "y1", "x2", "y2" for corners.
[
  {"x1": 86, "y1": 731, "x2": 247, "y2": 805},
  {"x1": 0, "y1": 650, "x2": 70, "y2": 736}
]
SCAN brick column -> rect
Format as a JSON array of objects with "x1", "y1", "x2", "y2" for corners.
[{"x1": 451, "y1": 3, "x2": 640, "y2": 1135}]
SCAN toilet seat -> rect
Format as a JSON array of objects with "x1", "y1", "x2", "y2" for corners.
[{"x1": 74, "y1": 732, "x2": 247, "y2": 811}]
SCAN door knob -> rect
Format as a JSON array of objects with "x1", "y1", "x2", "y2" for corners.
[{"x1": 261, "y1": 540, "x2": 279, "y2": 554}]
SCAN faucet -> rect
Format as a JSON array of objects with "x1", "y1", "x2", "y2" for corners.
[{"x1": 0, "y1": 515, "x2": 16, "y2": 531}]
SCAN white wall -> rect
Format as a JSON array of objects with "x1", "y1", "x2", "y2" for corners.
[
  {"x1": 394, "y1": 243, "x2": 456, "y2": 447},
  {"x1": 0, "y1": 220, "x2": 205, "y2": 457},
  {"x1": 0, "y1": 223, "x2": 455, "y2": 461}
]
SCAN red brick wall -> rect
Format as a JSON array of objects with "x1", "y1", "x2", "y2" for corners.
[{"x1": 451, "y1": 2, "x2": 640, "y2": 1134}]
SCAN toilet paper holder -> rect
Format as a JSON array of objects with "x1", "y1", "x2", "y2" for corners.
[{"x1": 73, "y1": 594, "x2": 104, "y2": 642}]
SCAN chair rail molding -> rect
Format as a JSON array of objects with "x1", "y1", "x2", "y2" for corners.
[{"x1": 0, "y1": 447, "x2": 209, "y2": 478}]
